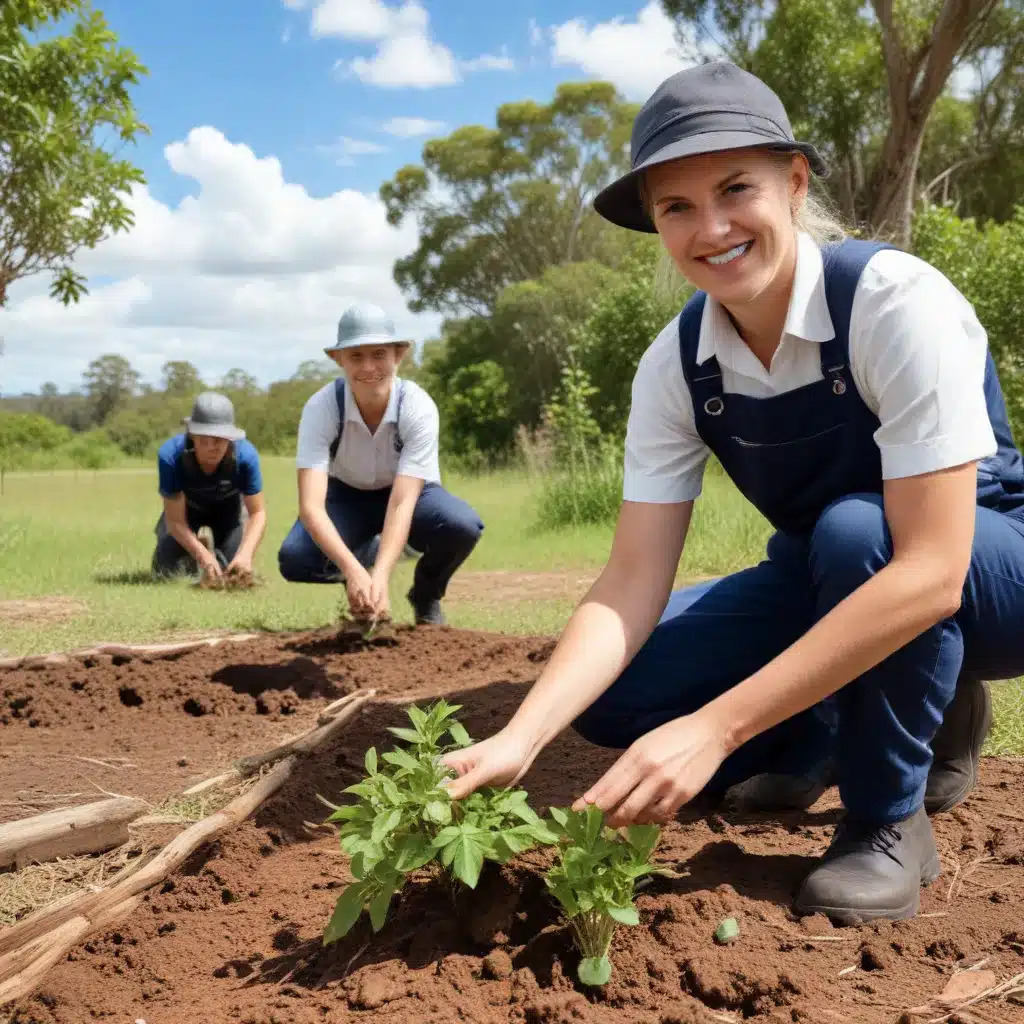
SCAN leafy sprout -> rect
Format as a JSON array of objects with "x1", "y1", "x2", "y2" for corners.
[
  {"x1": 323, "y1": 700, "x2": 556, "y2": 944},
  {"x1": 543, "y1": 804, "x2": 660, "y2": 987}
]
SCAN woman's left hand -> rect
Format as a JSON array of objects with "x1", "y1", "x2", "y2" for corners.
[
  {"x1": 572, "y1": 709, "x2": 730, "y2": 828},
  {"x1": 368, "y1": 569, "x2": 391, "y2": 620}
]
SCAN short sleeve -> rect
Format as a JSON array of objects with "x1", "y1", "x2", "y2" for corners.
[
  {"x1": 157, "y1": 439, "x2": 183, "y2": 497},
  {"x1": 849, "y1": 252, "x2": 997, "y2": 480},
  {"x1": 622, "y1": 320, "x2": 710, "y2": 504},
  {"x1": 296, "y1": 383, "x2": 341, "y2": 473},
  {"x1": 236, "y1": 441, "x2": 263, "y2": 495},
  {"x1": 395, "y1": 383, "x2": 440, "y2": 482}
]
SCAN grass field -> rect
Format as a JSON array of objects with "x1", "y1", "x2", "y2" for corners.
[{"x1": 1, "y1": 458, "x2": 1021, "y2": 752}]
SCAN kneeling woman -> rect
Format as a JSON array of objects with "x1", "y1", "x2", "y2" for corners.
[
  {"x1": 278, "y1": 304, "x2": 483, "y2": 625},
  {"x1": 442, "y1": 62, "x2": 1024, "y2": 924}
]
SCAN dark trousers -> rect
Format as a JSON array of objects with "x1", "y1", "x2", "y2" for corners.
[
  {"x1": 152, "y1": 509, "x2": 244, "y2": 576},
  {"x1": 573, "y1": 493, "x2": 1024, "y2": 822},
  {"x1": 277, "y1": 479, "x2": 483, "y2": 601}
]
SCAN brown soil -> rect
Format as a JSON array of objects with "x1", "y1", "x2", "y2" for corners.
[
  {"x1": 0, "y1": 598, "x2": 88, "y2": 626},
  {"x1": 3, "y1": 628, "x2": 1024, "y2": 1023}
]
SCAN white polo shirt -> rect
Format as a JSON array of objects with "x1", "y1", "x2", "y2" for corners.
[
  {"x1": 296, "y1": 376, "x2": 441, "y2": 490},
  {"x1": 624, "y1": 232, "x2": 998, "y2": 504}
]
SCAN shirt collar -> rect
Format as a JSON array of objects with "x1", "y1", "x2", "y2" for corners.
[
  {"x1": 343, "y1": 376, "x2": 401, "y2": 427},
  {"x1": 695, "y1": 231, "x2": 835, "y2": 367}
]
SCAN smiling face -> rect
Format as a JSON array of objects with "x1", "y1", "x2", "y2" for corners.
[
  {"x1": 645, "y1": 148, "x2": 808, "y2": 311},
  {"x1": 331, "y1": 343, "x2": 407, "y2": 407}
]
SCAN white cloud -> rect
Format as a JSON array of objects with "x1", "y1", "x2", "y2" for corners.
[
  {"x1": 460, "y1": 51, "x2": 515, "y2": 72},
  {"x1": 380, "y1": 116, "x2": 446, "y2": 137},
  {"x1": 549, "y1": 1, "x2": 695, "y2": 100},
  {"x1": 297, "y1": 1, "x2": 512, "y2": 89},
  {"x1": 0, "y1": 127, "x2": 438, "y2": 393},
  {"x1": 311, "y1": 0, "x2": 392, "y2": 41},
  {"x1": 317, "y1": 135, "x2": 388, "y2": 166}
]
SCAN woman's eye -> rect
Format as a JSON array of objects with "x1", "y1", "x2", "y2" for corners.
[{"x1": 725, "y1": 182, "x2": 749, "y2": 195}]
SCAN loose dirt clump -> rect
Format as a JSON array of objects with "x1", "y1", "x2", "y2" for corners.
[{"x1": 3, "y1": 627, "x2": 1024, "y2": 1023}]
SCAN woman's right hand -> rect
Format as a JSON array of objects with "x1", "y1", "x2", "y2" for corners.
[
  {"x1": 441, "y1": 727, "x2": 538, "y2": 800},
  {"x1": 345, "y1": 565, "x2": 374, "y2": 618}
]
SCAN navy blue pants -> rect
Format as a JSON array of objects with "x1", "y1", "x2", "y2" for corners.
[
  {"x1": 573, "y1": 494, "x2": 1024, "y2": 822},
  {"x1": 277, "y1": 479, "x2": 483, "y2": 601}
]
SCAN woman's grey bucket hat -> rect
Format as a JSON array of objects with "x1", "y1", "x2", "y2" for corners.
[{"x1": 594, "y1": 61, "x2": 828, "y2": 233}]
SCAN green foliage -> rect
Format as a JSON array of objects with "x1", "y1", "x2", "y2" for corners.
[
  {"x1": 442, "y1": 360, "x2": 515, "y2": 460},
  {"x1": 323, "y1": 701, "x2": 556, "y2": 944},
  {"x1": 544, "y1": 805, "x2": 660, "y2": 986},
  {"x1": 912, "y1": 203, "x2": 1024, "y2": 434},
  {"x1": 58, "y1": 428, "x2": 121, "y2": 468},
  {"x1": 0, "y1": 410, "x2": 71, "y2": 453},
  {"x1": 0, "y1": 0, "x2": 148, "y2": 305},
  {"x1": 380, "y1": 81, "x2": 636, "y2": 317},
  {"x1": 161, "y1": 361, "x2": 203, "y2": 397},
  {"x1": 533, "y1": 365, "x2": 625, "y2": 530},
  {"x1": 82, "y1": 354, "x2": 140, "y2": 425}
]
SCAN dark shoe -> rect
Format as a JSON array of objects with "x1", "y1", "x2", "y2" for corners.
[
  {"x1": 794, "y1": 806, "x2": 940, "y2": 925},
  {"x1": 407, "y1": 589, "x2": 445, "y2": 626},
  {"x1": 724, "y1": 759, "x2": 835, "y2": 812},
  {"x1": 925, "y1": 678, "x2": 992, "y2": 815}
]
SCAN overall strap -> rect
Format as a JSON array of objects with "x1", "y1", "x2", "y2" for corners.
[
  {"x1": 328, "y1": 377, "x2": 406, "y2": 461},
  {"x1": 677, "y1": 291, "x2": 728, "y2": 419},
  {"x1": 328, "y1": 377, "x2": 346, "y2": 462},
  {"x1": 819, "y1": 238, "x2": 897, "y2": 382}
]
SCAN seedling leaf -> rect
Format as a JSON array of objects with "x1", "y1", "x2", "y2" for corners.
[
  {"x1": 714, "y1": 917, "x2": 740, "y2": 945},
  {"x1": 393, "y1": 835, "x2": 436, "y2": 872},
  {"x1": 369, "y1": 886, "x2": 394, "y2": 932},
  {"x1": 382, "y1": 749, "x2": 420, "y2": 773},
  {"x1": 387, "y1": 726, "x2": 422, "y2": 744},
  {"x1": 607, "y1": 905, "x2": 640, "y2": 926},
  {"x1": 371, "y1": 809, "x2": 402, "y2": 844},
  {"x1": 450, "y1": 835, "x2": 486, "y2": 888},
  {"x1": 578, "y1": 956, "x2": 612, "y2": 986},
  {"x1": 364, "y1": 748, "x2": 377, "y2": 775},
  {"x1": 448, "y1": 721, "x2": 472, "y2": 747},
  {"x1": 324, "y1": 882, "x2": 367, "y2": 944},
  {"x1": 423, "y1": 800, "x2": 452, "y2": 825}
]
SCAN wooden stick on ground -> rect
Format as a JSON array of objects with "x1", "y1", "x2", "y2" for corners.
[
  {"x1": 0, "y1": 756, "x2": 295, "y2": 998},
  {"x1": 0, "y1": 798, "x2": 149, "y2": 872}
]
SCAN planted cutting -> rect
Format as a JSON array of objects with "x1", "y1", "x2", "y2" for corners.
[
  {"x1": 543, "y1": 804, "x2": 660, "y2": 986},
  {"x1": 323, "y1": 699, "x2": 557, "y2": 943}
]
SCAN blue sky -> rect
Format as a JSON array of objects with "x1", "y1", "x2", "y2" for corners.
[{"x1": 1, "y1": 0, "x2": 694, "y2": 394}]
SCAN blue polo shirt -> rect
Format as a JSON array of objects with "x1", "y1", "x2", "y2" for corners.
[{"x1": 157, "y1": 434, "x2": 263, "y2": 499}]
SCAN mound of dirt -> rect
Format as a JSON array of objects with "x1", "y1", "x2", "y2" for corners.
[{"x1": 4, "y1": 627, "x2": 1024, "y2": 1022}]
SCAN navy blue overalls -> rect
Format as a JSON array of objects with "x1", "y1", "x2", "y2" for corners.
[
  {"x1": 277, "y1": 377, "x2": 484, "y2": 599},
  {"x1": 153, "y1": 443, "x2": 246, "y2": 573},
  {"x1": 573, "y1": 240, "x2": 1024, "y2": 822}
]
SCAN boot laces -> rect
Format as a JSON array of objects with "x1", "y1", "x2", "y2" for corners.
[{"x1": 829, "y1": 819, "x2": 904, "y2": 862}]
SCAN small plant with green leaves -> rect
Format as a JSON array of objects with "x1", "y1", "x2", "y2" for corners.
[
  {"x1": 543, "y1": 805, "x2": 660, "y2": 987},
  {"x1": 323, "y1": 700, "x2": 556, "y2": 944}
]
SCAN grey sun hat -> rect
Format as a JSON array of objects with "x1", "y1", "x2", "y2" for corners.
[
  {"x1": 325, "y1": 303, "x2": 409, "y2": 355},
  {"x1": 594, "y1": 61, "x2": 828, "y2": 233},
  {"x1": 183, "y1": 392, "x2": 245, "y2": 441}
]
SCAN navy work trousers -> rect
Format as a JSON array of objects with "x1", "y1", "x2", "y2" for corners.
[
  {"x1": 573, "y1": 494, "x2": 1024, "y2": 822},
  {"x1": 278, "y1": 479, "x2": 483, "y2": 601}
]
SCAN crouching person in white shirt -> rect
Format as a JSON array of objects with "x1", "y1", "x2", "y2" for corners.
[{"x1": 278, "y1": 304, "x2": 484, "y2": 625}]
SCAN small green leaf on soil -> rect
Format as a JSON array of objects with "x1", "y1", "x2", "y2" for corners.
[
  {"x1": 578, "y1": 956, "x2": 612, "y2": 986},
  {"x1": 714, "y1": 917, "x2": 740, "y2": 944}
]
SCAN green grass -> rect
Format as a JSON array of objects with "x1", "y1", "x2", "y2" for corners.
[{"x1": 0, "y1": 458, "x2": 1020, "y2": 754}]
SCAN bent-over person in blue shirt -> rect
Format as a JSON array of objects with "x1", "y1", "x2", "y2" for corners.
[{"x1": 153, "y1": 392, "x2": 267, "y2": 580}]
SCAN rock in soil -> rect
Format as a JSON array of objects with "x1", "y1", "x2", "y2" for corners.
[{"x1": 4, "y1": 626, "x2": 1024, "y2": 1023}]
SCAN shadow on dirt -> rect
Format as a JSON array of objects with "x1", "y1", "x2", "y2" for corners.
[{"x1": 210, "y1": 656, "x2": 342, "y2": 700}]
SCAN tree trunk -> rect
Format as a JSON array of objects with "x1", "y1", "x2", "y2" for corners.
[{"x1": 867, "y1": 112, "x2": 929, "y2": 247}]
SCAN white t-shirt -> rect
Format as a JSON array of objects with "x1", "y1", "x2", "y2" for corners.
[
  {"x1": 623, "y1": 232, "x2": 998, "y2": 504},
  {"x1": 296, "y1": 377, "x2": 441, "y2": 490}
]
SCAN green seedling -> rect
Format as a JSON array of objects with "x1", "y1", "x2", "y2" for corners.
[
  {"x1": 544, "y1": 805, "x2": 660, "y2": 987},
  {"x1": 714, "y1": 917, "x2": 740, "y2": 945},
  {"x1": 323, "y1": 700, "x2": 556, "y2": 944}
]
